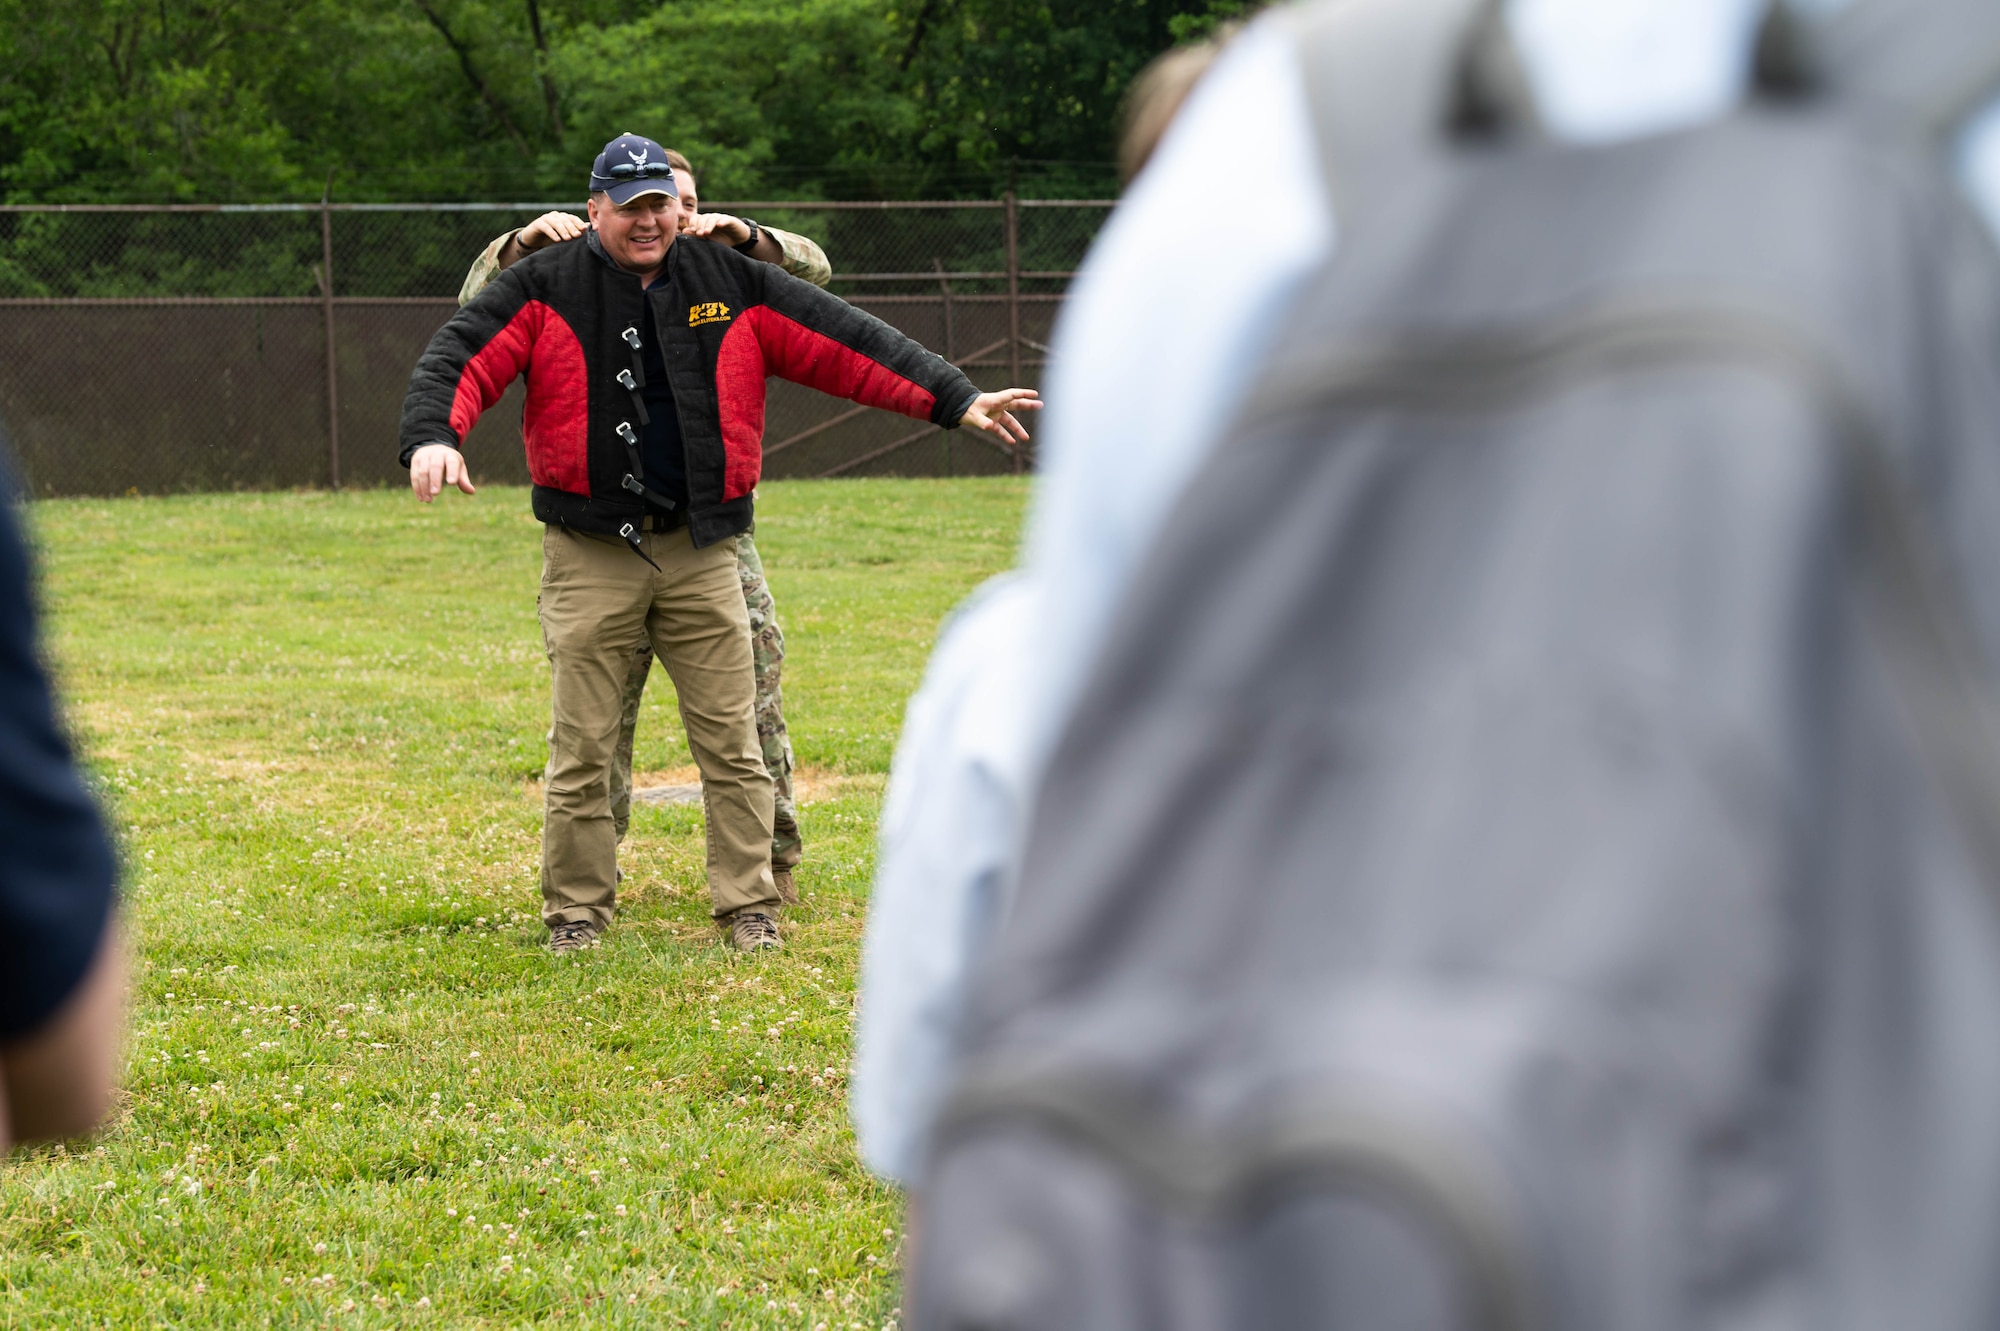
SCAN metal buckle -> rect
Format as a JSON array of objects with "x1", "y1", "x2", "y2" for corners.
[
  {"x1": 617, "y1": 369, "x2": 638, "y2": 391},
  {"x1": 621, "y1": 327, "x2": 642, "y2": 351},
  {"x1": 616, "y1": 421, "x2": 639, "y2": 446}
]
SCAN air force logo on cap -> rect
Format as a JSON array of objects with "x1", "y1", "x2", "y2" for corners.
[{"x1": 590, "y1": 132, "x2": 678, "y2": 205}]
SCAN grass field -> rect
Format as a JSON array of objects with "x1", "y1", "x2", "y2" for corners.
[{"x1": 0, "y1": 478, "x2": 1029, "y2": 1329}]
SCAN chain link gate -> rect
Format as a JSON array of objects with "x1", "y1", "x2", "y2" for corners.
[{"x1": 0, "y1": 198, "x2": 1110, "y2": 497}]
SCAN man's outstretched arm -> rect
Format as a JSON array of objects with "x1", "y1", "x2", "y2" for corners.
[
  {"x1": 746, "y1": 266, "x2": 1040, "y2": 448},
  {"x1": 403, "y1": 265, "x2": 539, "y2": 497}
]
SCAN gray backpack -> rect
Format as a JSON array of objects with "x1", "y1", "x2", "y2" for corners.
[
  {"x1": 1821, "y1": 0, "x2": 2000, "y2": 146},
  {"x1": 910, "y1": 2, "x2": 2000, "y2": 1328}
]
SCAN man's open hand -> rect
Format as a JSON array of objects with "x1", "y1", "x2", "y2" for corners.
[
  {"x1": 958, "y1": 389, "x2": 1042, "y2": 446},
  {"x1": 409, "y1": 443, "x2": 476, "y2": 503},
  {"x1": 519, "y1": 210, "x2": 587, "y2": 253},
  {"x1": 682, "y1": 211, "x2": 755, "y2": 246}
]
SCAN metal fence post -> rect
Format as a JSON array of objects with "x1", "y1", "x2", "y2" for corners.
[
  {"x1": 318, "y1": 183, "x2": 342, "y2": 490},
  {"x1": 934, "y1": 257, "x2": 955, "y2": 477},
  {"x1": 1003, "y1": 189, "x2": 1022, "y2": 473}
]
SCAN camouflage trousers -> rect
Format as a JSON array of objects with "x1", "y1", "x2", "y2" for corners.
[{"x1": 608, "y1": 530, "x2": 802, "y2": 871}]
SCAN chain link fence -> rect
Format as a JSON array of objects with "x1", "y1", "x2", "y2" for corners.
[{"x1": 0, "y1": 199, "x2": 1110, "y2": 496}]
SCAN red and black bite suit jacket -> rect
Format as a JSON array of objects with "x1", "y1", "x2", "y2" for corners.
[{"x1": 399, "y1": 230, "x2": 980, "y2": 548}]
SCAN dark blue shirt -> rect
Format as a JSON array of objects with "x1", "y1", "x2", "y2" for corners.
[
  {"x1": 0, "y1": 434, "x2": 115, "y2": 1039},
  {"x1": 639, "y1": 300, "x2": 688, "y2": 514}
]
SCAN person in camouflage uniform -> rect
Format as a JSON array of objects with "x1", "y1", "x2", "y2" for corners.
[{"x1": 460, "y1": 148, "x2": 823, "y2": 906}]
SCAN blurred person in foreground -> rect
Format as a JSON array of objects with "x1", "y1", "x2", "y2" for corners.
[
  {"x1": 455, "y1": 148, "x2": 830, "y2": 912},
  {"x1": 860, "y1": 0, "x2": 2000, "y2": 1319},
  {"x1": 401, "y1": 132, "x2": 1038, "y2": 954},
  {"x1": 0, "y1": 426, "x2": 121, "y2": 1152}
]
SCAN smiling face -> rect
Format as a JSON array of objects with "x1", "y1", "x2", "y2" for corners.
[{"x1": 586, "y1": 190, "x2": 683, "y2": 277}]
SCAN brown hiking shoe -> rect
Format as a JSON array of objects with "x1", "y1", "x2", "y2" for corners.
[
  {"x1": 727, "y1": 910, "x2": 782, "y2": 952},
  {"x1": 773, "y1": 868, "x2": 800, "y2": 908},
  {"x1": 547, "y1": 919, "x2": 600, "y2": 954}
]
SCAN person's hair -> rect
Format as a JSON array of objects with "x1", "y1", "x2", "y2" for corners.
[{"x1": 1119, "y1": 24, "x2": 1242, "y2": 183}]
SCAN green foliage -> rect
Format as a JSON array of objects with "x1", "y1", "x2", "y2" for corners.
[
  {"x1": 7, "y1": 477, "x2": 1029, "y2": 1325},
  {"x1": 1166, "y1": 0, "x2": 1256, "y2": 44},
  {"x1": 0, "y1": 0, "x2": 1245, "y2": 204},
  {"x1": 0, "y1": 0, "x2": 315, "y2": 202}
]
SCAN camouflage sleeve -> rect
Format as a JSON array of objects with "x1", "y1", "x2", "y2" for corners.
[
  {"x1": 764, "y1": 226, "x2": 832, "y2": 289},
  {"x1": 456, "y1": 230, "x2": 519, "y2": 308}
]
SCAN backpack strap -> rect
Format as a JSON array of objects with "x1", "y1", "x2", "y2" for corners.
[
  {"x1": 1278, "y1": 0, "x2": 1825, "y2": 213},
  {"x1": 1274, "y1": 0, "x2": 1501, "y2": 217},
  {"x1": 1819, "y1": 0, "x2": 2000, "y2": 140}
]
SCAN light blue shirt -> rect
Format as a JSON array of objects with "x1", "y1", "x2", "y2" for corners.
[
  {"x1": 854, "y1": 0, "x2": 2000, "y2": 1185},
  {"x1": 1960, "y1": 98, "x2": 2000, "y2": 237}
]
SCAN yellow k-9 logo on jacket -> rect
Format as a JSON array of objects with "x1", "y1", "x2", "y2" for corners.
[{"x1": 688, "y1": 302, "x2": 732, "y2": 327}]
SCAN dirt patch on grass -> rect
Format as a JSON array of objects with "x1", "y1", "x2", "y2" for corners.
[
  {"x1": 524, "y1": 765, "x2": 876, "y2": 806},
  {"x1": 634, "y1": 765, "x2": 874, "y2": 804}
]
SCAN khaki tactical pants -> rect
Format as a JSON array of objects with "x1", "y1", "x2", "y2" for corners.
[
  {"x1": 538, "y1": 524, "x2": 778, "y2": 927},
  {"x1": 609, "y1": 531, "x2": 802, "y2": 872}
]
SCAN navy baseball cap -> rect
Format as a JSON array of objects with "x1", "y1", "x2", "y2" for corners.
[{"x1": 589, "y1": 132, "x2": 680, "y2": 204}]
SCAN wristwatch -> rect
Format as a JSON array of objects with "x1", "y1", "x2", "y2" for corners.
[{"x1": 733, "y1": 219, "x2": 762, "y2": 253}]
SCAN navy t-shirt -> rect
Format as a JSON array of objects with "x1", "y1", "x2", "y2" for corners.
[
  {"x1": 0, "y1": 438, "x2": 115, "y2": 1040},
  {"x1": 639, "y1": 301, "x2": 688, "y2": 515}
]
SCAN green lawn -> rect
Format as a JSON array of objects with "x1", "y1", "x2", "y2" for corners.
[{"x1": 1, "y1": 478, "x2": 1028, "y2": 1329}]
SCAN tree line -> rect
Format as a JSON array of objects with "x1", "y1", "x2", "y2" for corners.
[{"x1": 0, "y1": 0, "x2": 1249, "y2": 204}]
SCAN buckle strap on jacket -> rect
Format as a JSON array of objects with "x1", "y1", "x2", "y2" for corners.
[
  {"x1": 613, "y1": 418, "x2": 680, "y2": 512},
  {"x1": 613, "y1": 325, "x2": 679, "y2": 513},
  {"x1": 617, "y1": 326, "x2": 650, "y2": 423},
  {"x1": 616, "y1": 522, "x2": 664, "y2": 571}
]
